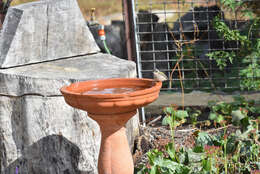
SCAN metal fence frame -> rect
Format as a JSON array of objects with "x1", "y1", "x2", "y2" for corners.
[
  {"x1": 128, "y1": 0, "x2": 259, "y2": 92},
  {"x1": 123, "y1": 0, "x2": 259, "y2": 125}
]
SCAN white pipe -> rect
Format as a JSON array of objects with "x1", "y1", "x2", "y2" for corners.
[{"x1": 131, "y1": 0, "x2": 146, "y2": 126}]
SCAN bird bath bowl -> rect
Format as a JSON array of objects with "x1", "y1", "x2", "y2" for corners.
[{"x1": 60, "y1": 78, "x2": 162, "y2": 174}]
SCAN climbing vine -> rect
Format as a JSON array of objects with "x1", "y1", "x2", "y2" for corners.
[{"x1": 207, "y1": 0, "x2": 260, "y2": 91}]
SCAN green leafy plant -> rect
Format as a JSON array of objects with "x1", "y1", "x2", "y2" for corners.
[
  {"x1": 208, "y1": 95, "x2": 260, "y2": 130},
  {"x1": 136, "y1": 96, "x2": 259, "y2": 174},
  {"x1": 207, "y1": 0, "x2": 260, "y2": 91},
  {"x1": 136, "y1": 149, "x2": 190, "y2": 174},
  {"x1": 186, "y1": 107, "x2": 202, "y2": 127},
  {"x1": 162, "y1": 105, "x2": 188, "y2": 157}
]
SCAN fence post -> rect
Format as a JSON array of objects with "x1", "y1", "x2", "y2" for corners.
[{"x1": 122, "y1": 0, "x2": 136, "y2": 62}]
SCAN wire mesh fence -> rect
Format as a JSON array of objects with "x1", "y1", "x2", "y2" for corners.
[{"x1": 132, "y1": 0, "x2": 260, "y2": 92}]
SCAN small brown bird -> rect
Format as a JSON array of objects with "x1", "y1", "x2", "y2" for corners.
[{"x1": 153, "y1": 69, "x2": 168, "y2": 82}]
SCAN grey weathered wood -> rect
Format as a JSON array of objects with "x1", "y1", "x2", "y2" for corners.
[
  {"x1": 0, "y1": 0, "x2": 100, "y2": 68},
  {"x1": 0, "y1": 0, "x2": 139, "y2": 173},
  {"x1": 0, "y1": 53, "x2": 137, "y2": 96}
]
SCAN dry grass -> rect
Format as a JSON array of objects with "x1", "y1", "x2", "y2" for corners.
[
  {"x1": 9, "y1": 0, "x2": 242, "y2": 24},
  {"x1": 10, "y1": 0, "x2": 122, "y2": 21},
  {"x1": 9, "y1": 0, "x2": 196, "y2": 19},
  {"x1": 77, "y1": 0, "x2": 122, "y2": 21}
]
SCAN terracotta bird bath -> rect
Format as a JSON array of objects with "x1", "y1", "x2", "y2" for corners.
[{"x1": 60, "y1": 78, "x2": 162, "y2": 174}]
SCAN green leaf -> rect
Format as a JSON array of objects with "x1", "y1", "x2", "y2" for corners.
[
  {"x1": 147, "y1": 149, "x2": 162, "y2": 165},
  {"x1": 135, "y1": 165, "x2": 149, "y2": 174},
  {"x1": 176, "y1": 110, "x2": 189, "y2": 119},
  {"x1": 216, "y1": 115, "x2": 224, "y2": 123},
  {"x1": 166, "y1": 143, "x2": 176, "y2": 160},
  {"x1": 196, "y1": 132, "x2": 214, "y2": 147},
  {"x1": 164, "y1": 107, "x2": 176, "y2": 115},
  {"x1": 150, "y1": 166, "x2": 157, "y2": 174},
  {"x1": 209, "y1": 112, "x2": 218, "y2": 120},
  {"x1": 219, "y1": 103, "x2": 232, "y2": 115},
  {"x1": 226, "y1": 135, "x2": 238, "y2": 154},
  {"x1": 240, "y1": 117, "x2": 250, "y2": 132},
  {"x1": 178, "y1": 149, "x2": 189, "y2": 165},
  {"x1": 162, "y1": 116, "x2": 173, "y2": 126},
  {"x1": 231, "y1": 109, "x2": 246, "y2": 125},
  {"x1": 209, "y1": 112, "x2": 224, "y2": 124},
  {"x1": 193, "y1": 146, "x2": 204, "y2": 153},
  {"x1": 202, "y1": 158, "x2": 211, "y2": 172},
  {"x1": 158, "y1": 160, "x2": 190, "y2": 174}
]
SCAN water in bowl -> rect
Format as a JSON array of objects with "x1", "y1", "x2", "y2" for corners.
[{"x1": 82, "y1": 86, "x2": 145, "y2": 95}]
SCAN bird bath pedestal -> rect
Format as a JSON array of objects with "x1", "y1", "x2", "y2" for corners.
[{"x1": 60, "y1": 78, "x2": 161, "y2": 174}]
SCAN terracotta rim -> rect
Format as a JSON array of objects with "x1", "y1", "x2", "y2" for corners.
[{"x1": 60, "y1": 78, "x2": 162, "y2": 99}]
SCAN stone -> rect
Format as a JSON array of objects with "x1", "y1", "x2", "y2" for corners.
[
  {"x1": 0, "y1": 0, "x2": 100, "y2": 68},
  {"x1": 0, "y1": 53, "x2": 139, "y2": 174}
]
